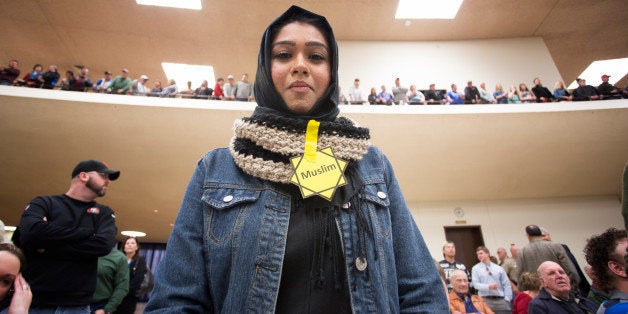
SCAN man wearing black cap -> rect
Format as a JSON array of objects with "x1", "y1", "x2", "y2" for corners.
[
  {"x1": 14, "y1": 160, "x2": 120, "y2": 313},
  {"x1": 514, "y1": 225, "x2": 580, "y2": 292}
]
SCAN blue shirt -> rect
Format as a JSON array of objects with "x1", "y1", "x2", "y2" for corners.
[
  {"x1": 471, "y1": 261, "x2": 513, "y2": 302},
  {"x1": 447, "y1": 91, "x2": 464, "y2": 104}
]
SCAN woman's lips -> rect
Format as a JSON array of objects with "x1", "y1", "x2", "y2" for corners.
[{"x1": 289, "y1": 81, "x2": 311, "y2": 92}]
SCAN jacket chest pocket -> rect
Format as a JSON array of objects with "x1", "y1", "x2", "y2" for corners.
[
  {"x1": 201, "y1": 187, "x2": 261, "y2": 244},
  {"x1": 362, "y1": 183, "x2": 392, "y2": 238}
]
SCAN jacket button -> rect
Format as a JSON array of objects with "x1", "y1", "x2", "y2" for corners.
[
  {"x1": 377, "y1": 191, "x2": 387, "y2": 199},
  {"x1": 342, "y1": 202, "x2": 351, "y2": 209},
  {"x1": 223, "y1": 195, "x2": 233, "y2": 202},
  {"x1": 355, "y1": 257, "x2": 367, "y2": 271}
]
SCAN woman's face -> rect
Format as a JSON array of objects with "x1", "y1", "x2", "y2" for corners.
[
  {"x1": 0, "y1": 251, "x2": 20, "y2": 299},
  {"x1": 271, "y1": 22, "x2": 330, "y2": 114},
  {"x1": 124, "y1": 238, "x2": 138, "y2": 254}
]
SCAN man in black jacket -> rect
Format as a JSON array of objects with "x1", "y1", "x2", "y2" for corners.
[{"x1": 14, "y1": 160, "x2": 120, "y2": 313}]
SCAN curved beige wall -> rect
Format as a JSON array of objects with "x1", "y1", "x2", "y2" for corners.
[{"x1": 0, "y1": 86, "x2": 626, "y2": 271}]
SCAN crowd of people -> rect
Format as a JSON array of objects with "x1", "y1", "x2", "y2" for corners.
[
  {"x1": 1, "y1": 4, "x2": 627, "y2": 314},
  {"x1": 0, "y1": 161, "x2": 152, "y2": 314},
  {"x1": 1, "y1": 58, "x2": 626, "y2": 105},
  {"x1": 437, "y1": 225, "x2": 628, "y2": 314}
]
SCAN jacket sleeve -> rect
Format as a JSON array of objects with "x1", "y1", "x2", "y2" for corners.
[
  {"x1": 555, "y1": 244, "x2": 580, "y2": 288},
  {"x1": 144, "y1": 157, "x2": 213, "y2": 313},
  {"x1": 18, "y1": 197, "x2": 93, "y2": 249},
  {"x1": 381, "y1": 150, "x2": 449, "y2": 313},
  {"x1": 105, "y1": 254, "x2": 130, "y2": 312},
  {"x1": 45, "y1": 206, "x2": 117, "y2": 258}
]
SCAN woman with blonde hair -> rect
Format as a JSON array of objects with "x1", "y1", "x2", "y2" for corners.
[
  {"x1": 553, "y1": 81, "x2": 572, "y2": 101},
  {"x1": 493, "y1": 83, "x2": 508, "y2": 104}
]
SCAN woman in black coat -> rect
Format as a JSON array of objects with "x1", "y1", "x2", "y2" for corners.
[{"x1": 117, "y1": 236, "x2": 147, "y2": 314}]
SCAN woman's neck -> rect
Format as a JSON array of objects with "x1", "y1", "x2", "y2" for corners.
[{"x1": 126, "y1": 252, "x2": 134, "y2": 260}]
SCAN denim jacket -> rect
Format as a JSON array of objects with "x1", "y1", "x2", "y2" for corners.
[{"x1": 145, "y1": 146, "x2": 448, "y2": 313}]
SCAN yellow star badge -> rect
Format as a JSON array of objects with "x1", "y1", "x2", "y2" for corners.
[
  {"x1": 289, "y1": 119, "x2": 348, "y2": 201},
  {"x1": 290, "y1": 147, "x2": 348, "y2": 201}
]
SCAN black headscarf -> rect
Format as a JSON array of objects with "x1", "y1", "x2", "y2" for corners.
[{"x1": 252, "y1": 5, "x2": 340, "y2": 122}]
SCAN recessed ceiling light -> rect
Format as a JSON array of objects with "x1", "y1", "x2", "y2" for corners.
[
  {"x1": 4, "y1": 226, "x2": 16, "y2": 232},
  {"x1": 395, "y1": 0, "x2": 463, "y2": 19},
  {"x1": 121, "y1": 230, "x2": 147, "y2": 237},
  {"x1": 567, "y1": 57, "x2": 628, "y2": 89},
  {"x1": 136, "y1": 0, "x2": 201, "y2": 10}
]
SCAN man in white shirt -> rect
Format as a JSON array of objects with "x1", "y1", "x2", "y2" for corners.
[
  {"x1": 471, "y1": 246, "x2": 512, "y2": 314},
  {"x1": 347, "y1": 78, "x2": 363, "y2": 103}
]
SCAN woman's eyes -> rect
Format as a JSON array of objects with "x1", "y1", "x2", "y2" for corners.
[
  {"x1": 273, "y1": 51, "x2": 326, "y2": 62},
  {"x1": 0, "y1": 279, "x2": 11, "y2": 287}
]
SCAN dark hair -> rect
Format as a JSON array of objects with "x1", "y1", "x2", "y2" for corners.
[
  {"x1": 33, "y1": 64, "x2": 42, "y2": 71},
  {"x1": 0, "y1": 243, "x2": 26, "y2": 272},
  {"x1": 525, "y1": 225, "x2": 542, "y2": 237},
  {"x1": 518, "y1": 271, "x2": 540, "y2": 291},
  {"x1": 584, "y1": 228, "x2": 627, "y2": 290},
  {"x1": 121, "y1": 236, "x2": 142, "y2": 261}
]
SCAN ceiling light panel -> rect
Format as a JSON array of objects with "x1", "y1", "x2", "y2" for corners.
[{"x1": 395, "y1": 0, "x2": 463, "y2": 19}]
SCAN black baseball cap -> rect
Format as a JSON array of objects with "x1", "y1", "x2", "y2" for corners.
[
  {"x1": 525, "y1": 225, "x2": 542, "y2": 237},
  {"x1": 71, "y1": 160, "x2": 120, "y2": 180}
]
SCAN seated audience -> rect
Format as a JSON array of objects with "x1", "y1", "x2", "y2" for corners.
[
  {"x1": 21, "y1": 64, "x2": 43, "y2": 88},
  {"x1": 151, "y1": 80, "x2": 163, "y2": 95},
  {"x1": 0, "y1": 59, "x2": 20, "y2": 86},
  {"x1": 367, "y1": 87, "x2": 377, "y2": 104},
  {"x1": 512, "y1": 272, "x2": 540, "y2": 314},
  {"x1": 464, "y1": 81, "x2": 481, "y2": 104},
  {"x1": 447, "y1": 84, "x2": 464, "y2": 105},
  {"x1": 223, "y1": 74, "x2": 236, "y2": 100},
  {"x1": 528, "y1": 261, "x2": 597, "y2": 314},
  {"x1": 598, "y1": 74, "x2": 621, "y2": 99},
  {"x1": 93, "y1": 71, "x2": 114, "y2": 93},
  {"x1": 0, "y1": 243, "x2": 32, "y2": 314},
  {"x1": 508, "y1": 85, "x2": 521, "y2": 104},
  {"x1": 59, "y1": 70, "x2": 75, "y2": 90},
  {"x1": 493, "y1": 83, "x2": 508, "y2": 104},
  {"x1": 70, "y1": 68, "x2": 93, "y2": 92},
  {"x1": 179, "y1": 81, "x2": 194, "y2": 95},
  {"x1": 478, "y1": 82, "x2": 495, "y2": 104},
  {"x1": 572, "y1": 78, "x2": 601, "y2": 101},
  {"x1": 348, "y1": 78, "x2": 364, "y2": 103},
  {"x1": 391, "y1": 77, "x2": 408, "y2": 104},
  {"x1": 553, "y1": 81, "x2": 572, "y2": 101},
  {"x1": 213, "y1": 77, "x2": 224, "y2": 99},
  {"x1": 449, "y1": 269, "x2": 495, "y2": 314},
  {"x1": 108, "y1": 69, "x2": 132, "y2": 94},
  {"x1": 407, "y1": 84, "x2": 426, "y2": 104},
  {"x1": 130, "y1": 75, "x2": 149, "y2": 96},
  {"x1": 531, "y1": 78, "x2": 554, "y2": 102},
  {"x1": 519, "y1": 83, "x2": 536, "y2": 103},
  {"x1": 376, "y1": 85, "x2": 393, "y2": 105},
  {"x1": 194, "y1": 80, "x2": 214, "y2": 99},
  {"x1": 426, "y1": 83, "x2": 446, "y2": 104},
  {"x1": 160, "y1": 79, "x2": 178, "y2": 97},
  {"x1": 39, "y1": 65, "x2": 60, "y2": 89},
  {"x1": 584, "y1": 228, "x2": 628, "y2": 314}
]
